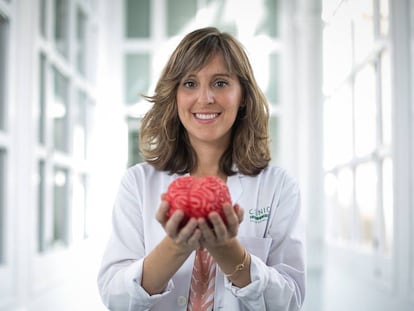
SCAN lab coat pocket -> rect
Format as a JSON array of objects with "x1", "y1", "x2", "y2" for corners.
[{"x1": 238, "y1": 236, "x2": 272, "y2": 262}]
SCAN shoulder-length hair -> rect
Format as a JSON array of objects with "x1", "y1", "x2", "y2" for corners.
[{"x1": 140, "y1": 27, "x2": 271, "y2": 176}]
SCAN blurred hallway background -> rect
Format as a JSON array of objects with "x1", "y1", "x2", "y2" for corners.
[{"x1": 0, "y1": 0, "x2": 413, "y2": 310}]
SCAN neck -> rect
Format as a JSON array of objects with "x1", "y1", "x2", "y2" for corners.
[{"x1": 190, "y1": 143, "x2": 227, "y2": 181}]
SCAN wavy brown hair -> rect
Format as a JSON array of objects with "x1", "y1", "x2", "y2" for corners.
[{"x1": 140, "y1": 27, "x2": 271, "y2": 176}]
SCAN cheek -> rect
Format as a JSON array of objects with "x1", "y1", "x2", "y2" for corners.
[
  {"x1": 176, "y1": 92, "x2": 193, "y2": 111},
  {"x1": 225, "y1": 95, "x2": 242, "y2": 116}
]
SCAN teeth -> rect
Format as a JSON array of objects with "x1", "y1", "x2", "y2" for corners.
[{"x1": 195, "y1": 113, "x2": 218, "y2": 120}]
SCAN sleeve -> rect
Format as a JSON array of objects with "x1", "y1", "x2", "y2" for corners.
[
  {"x1": 97, "y1": 169, "x2": 174, "y2": 311},
  {"x1": 225, "y1": 173, "x2": 306, "y2": 311}
]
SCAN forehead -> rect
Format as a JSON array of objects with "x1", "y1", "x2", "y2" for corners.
[{"x1": 184, "y1": 53, "x2": 234, "y2": 77}]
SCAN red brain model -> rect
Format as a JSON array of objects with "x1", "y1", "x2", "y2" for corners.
[{"x1": 165, "y1": 176, "x2": 232, "y2": 225}]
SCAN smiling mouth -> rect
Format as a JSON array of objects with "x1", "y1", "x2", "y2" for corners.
[{"x1": 194, "y1": 113, "x2": 220, "y2": 120}]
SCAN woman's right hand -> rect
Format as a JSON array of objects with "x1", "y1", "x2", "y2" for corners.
[{"x1": 155, "y1": 195, "x2": 202, "y2": 253}]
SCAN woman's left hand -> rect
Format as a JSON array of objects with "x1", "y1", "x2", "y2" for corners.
[{"x1": 198, "y1": 203, "x2": 243, "y2": 248}]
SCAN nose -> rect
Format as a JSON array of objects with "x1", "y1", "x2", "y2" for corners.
[{"x1": 198, "y1": 85, "x2": 214, "y2": 105}]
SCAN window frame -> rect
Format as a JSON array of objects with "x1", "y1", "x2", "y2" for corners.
[
  {"x1": 322, "y1": 0, "x2": 394, "y2": 288},
  {"x1": 0, "y1": 0, "x2": 15, "y2": 307},
  {"x1": 409, "y1": 0, "x2": 414, "y2": 300},
  {"x1": 32, "y1": 0, "x2": 97, "y2": 293}
]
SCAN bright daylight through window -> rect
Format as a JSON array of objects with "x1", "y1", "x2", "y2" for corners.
[{"x1": 323, "y1": 0, "x2": 393, "y2": 256}]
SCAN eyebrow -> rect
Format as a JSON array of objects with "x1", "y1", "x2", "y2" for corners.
[{"x1": 183, "y1": 72, "x2": 233, "y2": 79}]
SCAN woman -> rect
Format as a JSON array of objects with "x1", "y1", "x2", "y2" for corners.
[{"x1": 98, "y1": 27, "x2": 305, "y2": 311}]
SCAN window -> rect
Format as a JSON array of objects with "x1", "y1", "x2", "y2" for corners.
[
  {"x1": 38, "y1": 53, "x2": 46, "y2": 145},
  {"x1": 410, "y1": 0, "x2": 414, "y2": 294},
  {"x1": 166, "y1": 0, "x2": 197, "y2": 37},
  {"x1": 0, "y1": 14, "x2": 8, "y2": 131},
  {"x1": 266, "y1": 53, "x2": 280, "y2": 104},
  {"x1": 54, "y1": 0, "x2": 69, "y2": 58},
  {"x1": 72, "y1": 174, "x2": 88, "y2": 240},
  {"x1": 39, "y1": 0, "x2": 47, "y2": 37},
  {"x1": 0, "y1": 11, "x2": 9, "y2": 267},
  {"x1": 73, "y1": 91, "x2": 88, "y2": 159},
  {"x1": 52, "y1": 67, "x2": 69, "y2": 153},
  {"x1": 125, "y1": 0, "x2": 150, "y2": 38},
  {"x1": 0, "y1": 7, "x2": 11, "y2": 303},
  {"x1": 0, "y1": 149, "x2": 5, "y2": 263},
  {"x1": 76, "y1": 8, "x2": 87, "y2": 75},
  {"x1": 36, "y1": 0, "x2": 96, "y2": 255},
  {"x1": 53, "y1": 166, "x2": 69, "y2": 247},
  {"x1": 37, "y1": 160, "x2": 46, "y2": 252},
  {"x1": 127, "y1": 117, "x2": 142, "y2": 167},
  {"x1": 124, "y1": 53, "x2": 150, "y2": 104},
  {"x1": 256, "y1": 0, "x2": 279, "y2": 38},
  {"x1": 323, "y1": 0, "x2": 392, "y2": 269}
]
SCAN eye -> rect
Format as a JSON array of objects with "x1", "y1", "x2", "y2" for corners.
[
  {"x1": 214, "y1": 80, "x2": 229, "y2": 88},
  {"x1": 183, "y1": 80, "x2": 197, "y2": 88}
]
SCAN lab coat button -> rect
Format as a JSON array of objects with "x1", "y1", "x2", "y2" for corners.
[{"x1": 177, "y1": 295, "x2": 187, "y2": 306}]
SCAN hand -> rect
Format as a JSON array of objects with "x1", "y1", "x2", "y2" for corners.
[
  {"x1": 198, "y1": 204, "x2": 244, "y2": 249},
  {"x1": 155, "y1": 195, "x2": 202, "y2": 253}
]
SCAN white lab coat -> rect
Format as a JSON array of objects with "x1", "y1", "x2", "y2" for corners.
[{"x1": 97, "y1": 163, "x2": 306, "y2": 311}]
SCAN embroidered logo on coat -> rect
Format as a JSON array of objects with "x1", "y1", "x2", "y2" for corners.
[{"x1": 249, "y1": 206, "x2": 270, "y2": 223}]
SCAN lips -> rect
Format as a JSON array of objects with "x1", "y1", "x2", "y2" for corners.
[{"x1": 194, "y1": 113, "x2": 220, "y2": 120}]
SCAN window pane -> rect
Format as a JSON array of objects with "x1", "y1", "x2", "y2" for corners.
[
  {"x1": 54, "y1": 0, "x2": 69, "y2": 57},
  {"x1": 0, "y1": 15, "x2": 9, "y2": 130},
  {"x1": 323, "y1": 85, "x2": 353, "y2": 169},
  {"x1": 325, "y1": 168, "x2": 354, "y2": 241},
  {"x1": 125, "y1": 0, "x2": 150, "y2": 38},
  {"x1": 72, "y1": 174, "x2": 87, "y2": 241},
  {"x1": 355, "y1": 161, "x2": 377, "y2": 250},
  {"x1": 53, "y1": 167, "x2": 69, "y2": 247},
  {"x1": 382, "y1": 157, "x2": 393, "y2": 255},
  {"x1": 125, "y1": 53, "x2": 150, "y2": 104},
  {"x1": 73, "y1": 91, "x2": 87, "y2": 159},
  {"x1": 166, "y1": 0, "x2": 197, "y2": 37},
  {"x1": 204, "y1": 0, "x2": 237, "y2": 35},
  {"x1": 76, "y1": 8, "x2": 87, "y2": 75},
  {"x1": 38, "y1": 54, "x2": 47, "y2": 144},
  {"x1": 256, "y1": 0, "x2": 279, "y2": 37},
  {"x1": 128, "y1": 129, "x2": 142, "y2": 167},
  {"x1": 337, "y1": 168, "x2": 354, "y2": 240},
  {"x1": 379, "y1": 0, "x2": 389, "y2": 37},
  {"x1": 322, "y1": 0, "x2": 342, "y2": 20},
  {"x1": 322, "y1": 14, "x2": 352, "y2": 94},
  {"x1": 352, "y1": 0, "x2": 375, "y2": 63},
  {"x1": 269, "y1": 116, "x2": 280, "y2": 164},
  {"x1": 266, "y1": 53, "x2": 280, "y2": 104},
  {"x1": 53, "y1": 67, "x2": 69, "y2": 152},
  {"x1": 40, "y1": 0, "x2": 47, "y2": 37},
  {"x1": 37, "y1": 160, "x2": 46, "y2": 252},
  {"x1": 0, "y1": 149, "x2": 5, "y2": 263},
  {"x1": 325, "y1": 172, "x2": 338, "y2": 238},
  {"x1": 380, "y1": 50, "x2": 392, "y2": 147},
  {"x1": 354, "y1": 64, "x2": 377, "y2": 157}
]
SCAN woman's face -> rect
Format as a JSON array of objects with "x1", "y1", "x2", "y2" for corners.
[{"x1": 176, "y1": 53, "x2": 242, "y2": 151}]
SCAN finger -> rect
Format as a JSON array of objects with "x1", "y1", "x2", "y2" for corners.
[
  {"x1": 223, "y1": 204, "x2": 239, "y2": 228},
  {"x1": 155, "y1": 200, "x2": 170, "y2": 225},
  {"x1": 164, "y1": 210, "x2": 185, "y2": 237},
  {"x1": 176, "y1": 218, "x2": 198, "y2": 244},
  {"x1": 187, "y1": 228, "x2": 202, "y2": 248},
  {"x1": 208, "y1": 212, "x2": 227, "y2": 240},
  {"x1": 198, "y1": 218, "x2": 216, "y2": 243},
  {"x1": 235, "y1": 204, "x2": 244, "y2": 223}
]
